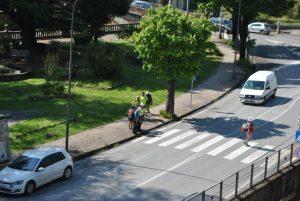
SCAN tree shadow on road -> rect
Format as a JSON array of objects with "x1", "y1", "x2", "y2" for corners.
[{"x1": 183, "y1": 116, "x2": 289, "y2": 141}]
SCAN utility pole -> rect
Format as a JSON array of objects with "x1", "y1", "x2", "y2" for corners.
[
  {"x1": 65, "y1": 0, "x2": 79, "y2": 152},
  {"x1": 233, "y1": 0, "x2": 241, "y2": 79},
  {"x1": 186, "y1": 0, "x2": 189, "y2": 14}
]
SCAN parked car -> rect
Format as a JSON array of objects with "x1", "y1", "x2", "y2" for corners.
[
  {"x1": 210, "y1": 17, "x2": 233, "y2": 34},
  {"x1": 248, "y1": 22, "x2": 272, "y2": 35},
  {"x1": 131, "y1": 0, "x2": 152, "y2": 9},
  {"x1": 0, "y1": 147, "x2": 73, "y2": 195},
  {"x1": 239, "y1": 71, "x2": 277, "y2": 104}
]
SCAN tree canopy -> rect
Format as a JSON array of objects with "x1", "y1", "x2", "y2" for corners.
[
  {"x1": 77, "y1": 0, "x2": 131, "y2": 42},
  {"x1": 0, "y1": 0, "x2": 62, "y2": 49},
  {"x1": 132, "y1": 5, "x2": 213, "y2": 115}
]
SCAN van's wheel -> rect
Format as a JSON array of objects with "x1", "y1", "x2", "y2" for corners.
[
  {"x1": 260, "y1": 30, "x2": 265, "y2": 35},
  {"x1": 63, "y1": 166, "x2": 73, "y2": 180},
  {"x1": 262, "y1": 97, "x2": 267, "y2": 105},
  {"x1": 272, "y1": 91, "x2": 276, "y2": 99},
  {"x1": 25, "y1": 181, "x2": 35, "y2": 195}
]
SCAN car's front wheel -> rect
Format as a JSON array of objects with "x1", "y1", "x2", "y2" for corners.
[
  {"x1": 25, "y1": 181, "x2": 36, "y2": 195},
  {"x1": 63, "y1": 166, "x2": 73, "y2": 180}
]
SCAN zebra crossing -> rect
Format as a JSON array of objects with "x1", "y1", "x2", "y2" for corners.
[{"x1": 138, "y1": 129, "x2": 275, "y2": 164}]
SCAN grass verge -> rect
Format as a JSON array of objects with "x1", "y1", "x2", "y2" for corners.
[{"x1": 0, "y1": 40, "x2": 221, "y2": 152}]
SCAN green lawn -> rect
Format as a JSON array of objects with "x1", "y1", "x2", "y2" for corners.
[{"x1": 0, "y1": 40, "x2": 221, "y2": 152}]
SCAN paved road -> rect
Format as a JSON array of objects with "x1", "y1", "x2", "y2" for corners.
[{"x1": 1, "y1": 33, "x2": 300, "y2": 201}]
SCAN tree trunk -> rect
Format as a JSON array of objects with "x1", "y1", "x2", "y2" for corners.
[
  {"x1": 20, "y1": 24, "x2": 37, "y2": 50},
  {"x1": 231, "y1": 13, "x2": 237, "y2": 43},
  {"x1": 239, "y1": 16, "x2": 249, "y2": 61},
  {"x1": 166, "y1": 79, "x2": 175, "y2": 115},
  {"x1": 160, "y1": 0, "x2": 169, "y2": 6}
]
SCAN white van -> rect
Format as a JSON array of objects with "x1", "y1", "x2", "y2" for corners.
[{"x1": 239, "y1": 71, "x2": 277, "y2": 104}]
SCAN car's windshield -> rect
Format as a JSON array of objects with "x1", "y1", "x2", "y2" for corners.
[
  {"x1": 8, "y1": 155, "x2": 40, "y2": 171},
  {"x1": 244, "y1": 80, "x2": 265, "y2": 90}
]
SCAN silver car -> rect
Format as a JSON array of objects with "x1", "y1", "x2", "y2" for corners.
[{"x1": 248, "y1": 22, "x2": 272, "y2": 35}]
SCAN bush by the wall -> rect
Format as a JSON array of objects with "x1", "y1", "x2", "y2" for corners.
[{"x1": 85, "y1": 42, "x2": 124, "y2": 80}]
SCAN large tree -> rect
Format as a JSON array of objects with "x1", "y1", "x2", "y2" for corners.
[
  {"x1": 0, "y1": 0, "x2": 62, "y2": 49},
  {"x1": 77, "y1": 0, "x2": 131, "y2": 42},
  {"x1": 132, "y1": 5, "x2": 212, "y2": 116}
]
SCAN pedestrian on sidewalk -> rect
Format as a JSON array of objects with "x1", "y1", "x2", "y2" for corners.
[
  {"x1": 145, "y1": 91, "x2": 153, "y2": 114},
  {"x1": 132, "y1": 96, "x2": 141, "y2": 108},
  {"x1": 241, "y1": 117, "x2": 255, "y2": 146},
  {"x1": 140, "y1": 92, "x2": 147, "y2": 107},
  {"x1": 127, "y1": 106, "x2": 135, "y2": 129},
  {"x1": 133, "y1": 106, "x2": 143, "y2": 134}
]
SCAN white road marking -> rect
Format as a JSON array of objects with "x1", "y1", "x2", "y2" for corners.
[
  {"x1": 207, "y1": 138, "x2": 242, "y2": 156},
  {"x1": 112, "y1": 151, "x2": 210, "y2": 200},
  {"x1": 265, "y1": 39, "x2": 282, "y2": 45},
  {"x1": 159, "y1": 131, "x2": 196, "y2": 147},
  {"x1": 132, "y1": 136, "x2": 146, "y2": 143},
  {"x1": 224, "y1": 142, "x2": 257, "y2": 160},
  {"x1": 191, "y1": 136, "x2": 225, "y2": 153},
  {"x1": 241, "y1": 145, "x2": 274, "y2": 164},
  {"x1": 174, "y1": 133, "x2": 211, "y2": 149},
  {"x1": 143, "y1": 129, "x2": 180, "y2": 144}
]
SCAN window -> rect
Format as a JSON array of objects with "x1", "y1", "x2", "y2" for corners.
[
  {"x1": 9, "y1": 155, "x2": 40, "y2": 171},
  {"x1": 38, "y1": 155, "x2": 53, "y2": 169},
  {"x1": 51, "y1": 152, "x2": 65, "y2": 164},
  {"x1": 265, "y1": 80, "x2": 270, "y2": 89},
  {"x1": 244, "y1": 80, "x2": 265, "y2": 90}
]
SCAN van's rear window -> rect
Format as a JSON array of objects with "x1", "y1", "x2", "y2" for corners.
[{"x1": 244, "y1": 80, "x2": 265, "y2": 90}]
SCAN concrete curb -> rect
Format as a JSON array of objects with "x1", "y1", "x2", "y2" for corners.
[{"x1": 73, "y1": 74, "x2": 247, "y2": 162}]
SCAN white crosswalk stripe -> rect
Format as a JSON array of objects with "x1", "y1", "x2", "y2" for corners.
[
  {"x1": 191, "y1": 136, "x2": 225, "y2": 153},
  {"x1": 207, "y1": 138, "x2": 242, "y2": 156},
  {"x1": 159, "y1": 131, "x2": 196, "y2": 147},
  {"x1": 143, "y1": 129, "x2": 180, "y2": 144},
  {"x1": 224, "y1": 142, "x2": 257, "y2": 160},
  {"x1": 174, "y1": 133, "x2": 211, "y2": 149},
  {"x1": 241, "y1": 145, "x2": 274, "y2": 164}
]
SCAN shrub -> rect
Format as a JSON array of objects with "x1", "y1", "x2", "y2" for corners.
[
  {"x1": 85, "y1": 42, "x2": 124, "y2": 80},
  {"x1": 42, "y1": 81, "x2": 65, "y2": 98},
  {"x1": 74, "y1": 37, "x2": 92, "y2": 46}
]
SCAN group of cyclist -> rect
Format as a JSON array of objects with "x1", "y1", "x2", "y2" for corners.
[{"x1": 128, "y1": 91, "x2": 153, "y2": 134}]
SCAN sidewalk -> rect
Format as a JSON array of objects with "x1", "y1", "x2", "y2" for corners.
[{"x1": 41, "y1": 34, "x2": 244, "y2": 159}]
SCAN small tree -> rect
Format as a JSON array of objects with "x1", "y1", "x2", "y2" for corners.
[
  {"x1": 42, "y1": 42, "x2": 64, "y2": 98},
  {"x1": 44, "y1": 52, "x2": 59, "y2": 82},
  {"x1": 132, "y1": 6, "x2": 212, "y2": 116}
]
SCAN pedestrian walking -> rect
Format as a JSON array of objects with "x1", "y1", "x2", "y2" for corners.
[
  {"x1": 132, "y1": 96, "x2": 141, "y2": 108},
  {"x1": 127, "y1": 106, "x2": 135, "y2": 129},
  {"x1": 133, "y1": 106, "x2": 143, "y2": 134},
  {"x1": 241, "y1": 117, "x2": 255, "y2": 146},
  {"x1": 145, "y1": 91, "x2": 153, "y2": 113},
  {"x1": 140, "y1": 92, "x2": 147, "y2": 107}
]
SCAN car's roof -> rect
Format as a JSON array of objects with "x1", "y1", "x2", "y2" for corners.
[
  {"x1": 250, "y1": 22, "x2": 267, "y2": 25},
  {"x1": 22, "y1": 147, "x2": 66, "y2": 159},
  {"x1": 248, "y1": 71, "x2": 274, "y2": 81}
]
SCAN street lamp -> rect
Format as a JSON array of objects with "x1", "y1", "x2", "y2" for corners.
[
  {"x1": 233, "y1": 0, "x2": 241, "y2": 79},
  {"x1": 65, "y1": 0, "x2": 79, "y2": 152}
]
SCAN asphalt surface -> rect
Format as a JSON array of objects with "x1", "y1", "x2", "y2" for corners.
[{"x1": 1, "y1": 32, "x2": 300, "y2": 201}]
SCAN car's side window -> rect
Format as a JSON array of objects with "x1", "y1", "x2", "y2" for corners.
[
  {"x1": 51, "y1": 152, "x2": 66, "y2": 164},
  {"x1": 38, "y1": 155, "x2": 52, "y2": 169},
  {"x1": 266, "y1": 80, "x2": 270, "y2": 89}
]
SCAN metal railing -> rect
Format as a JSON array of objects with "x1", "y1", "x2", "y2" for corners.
[
  {"x1": 183, "y1": 142, "x2": 300, "y2": 201},
  {"x1": 0, "y1": 23, "x2": 140, "y2": 41}
]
